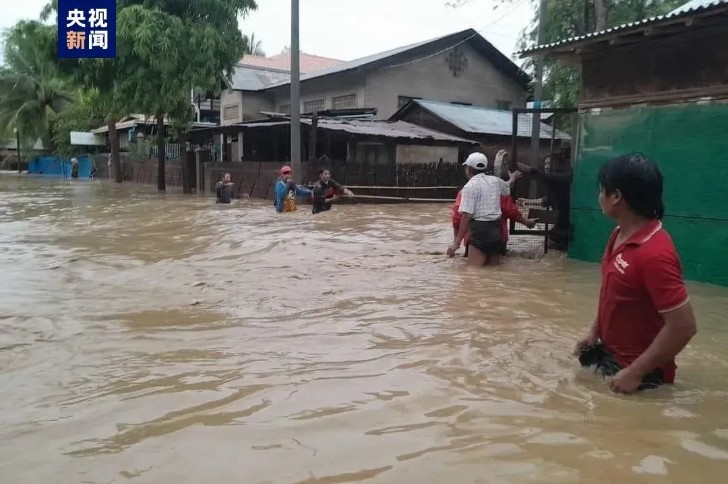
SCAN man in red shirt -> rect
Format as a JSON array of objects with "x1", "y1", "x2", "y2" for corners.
[{"x1": 574, "y1": 153, "x2": 697, "y2": 394}]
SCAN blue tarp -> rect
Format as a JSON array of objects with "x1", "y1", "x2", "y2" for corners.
[{"x1": 28, "y1": 155, "x2": 93, "y2": 178}]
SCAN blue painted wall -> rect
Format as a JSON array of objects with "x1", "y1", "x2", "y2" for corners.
[{"x1": 28, "y1": 155, "x2": 94, "y2": 178}]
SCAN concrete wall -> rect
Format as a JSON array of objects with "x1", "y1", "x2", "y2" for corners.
[
  {"x1": 267, "y1": 71, "x2": 367, "y2": 113},
  {"x1": 395, "y1": 144, "x2": 458, "y2": 164},
  {"x1": 366, "y1": 43, "x2": 527, "y2": 119},
  {"x1": 243, "y1": 91, "x2": 274, "y2": 121},
  {"x1": 220, "y1": 89, "x2": 243, "y2": 125}
]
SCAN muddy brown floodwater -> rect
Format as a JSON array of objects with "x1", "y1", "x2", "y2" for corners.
[{"x1": 1, "y1": 174, "x2": 728, "y2": 483}]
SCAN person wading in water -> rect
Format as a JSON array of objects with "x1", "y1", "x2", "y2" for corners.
[
  {"x1": 574, "y1": 153, "x2": 697, "y2": 394},
  {"x1": 215, "y1": 173, "x2": 234, "y2": 204},
  {"x1": 447, "y1": 152, "x2": 520, "y2": 266},
  {"x1": 274, "y1": 165, "x2": 312, "y2": 213},
  {"x1": 311, "y1": 168, "x2": 354, "y2": 214},
  {"x1": 452, "y1": 150, "x2": 536, "y2": 257}
]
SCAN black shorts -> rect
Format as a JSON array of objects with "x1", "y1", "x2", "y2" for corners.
[
  {"x1": 468, "y1": 219, "x2": 504, "y2": 256},
  {"x1": 578, "y1": 343, "x2": 664, "y2": 391}
]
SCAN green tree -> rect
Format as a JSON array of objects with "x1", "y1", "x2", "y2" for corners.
[
  {"x1": 52, "y1": 88, "x2": 105, "y2": 158},
  {"x1": 519, "y1": 0, "x2": 684, "y2": 107},
  {"x1": 0, "y1": 20, "x2": 74, "y2": 153},
  {"x1": 42, "y1": 1, "x2": 130, "y2": 183},
  {"x1": 243, "y1": 33, "x2": 265, "y2": 56},
  {"x1": 115, "y1": 0, "x2": 258, "y2": 190}
]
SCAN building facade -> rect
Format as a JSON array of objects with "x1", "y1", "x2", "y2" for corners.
[{"x1": 220, "y1": 29, "x2": 530, "y2": 161}]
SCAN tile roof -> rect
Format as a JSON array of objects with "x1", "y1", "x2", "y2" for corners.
[
  {"x1": 518, "y1": 0, "x2": 728, "y2": 56},
  {"x1": 240, "y1": 51, "x2": 343, "y2": 73}
]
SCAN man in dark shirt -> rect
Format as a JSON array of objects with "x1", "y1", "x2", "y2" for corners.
[
  {"x1": 312, "y1": 169, "x2": 353, "y2": 214},
  {"x1": 215, "y1": 173, "x2": 234, "y2": 204}
]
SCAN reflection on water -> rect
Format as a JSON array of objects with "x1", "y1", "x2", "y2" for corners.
[{"x1": 1, "y1": 173, "x2": 727, "y2": 483}]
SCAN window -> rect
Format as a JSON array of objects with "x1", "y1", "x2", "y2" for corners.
[
  {"x1": 397, "y1": 95, "x2": 421, "y2": 109},
  {"x1": 223, "y1": 104, "x2": 238, "y2": 120},
  {"x1": 279, "y1": 104, "x2": 290, "y2": 114},
  {"x1": 333, "y1": 93, "x2": 357, "y2": 110},
  {"x1": 496, "y1": 100, "x2": 512, "y2": 111},
  {"x1": 303, "y1": 99, "x2": 326, "y2": 113}
]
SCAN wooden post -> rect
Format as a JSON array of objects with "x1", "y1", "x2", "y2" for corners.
[
  {"x1": 308, "y1": 111, "x2": 318, "y2": 163},
  {"x1": 222, "y1": 133, "x2": 228, "y2": 162},
  {"x1": 182, "y1": 144, "x2": 193, "y2": 194}
]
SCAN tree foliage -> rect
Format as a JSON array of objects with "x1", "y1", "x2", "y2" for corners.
[
  {"x1": 243, "y1": 33, "x2": 265, "y2": 56},
  {"x1": 0, "y1": 20, "x2": 74, "y2": 152},
  {"x1": 39, "y1": 0, "x2": 258, "y2": 189},
  {"x1": 518, "y1": 0, "x2": 684, "y2": 107},
  {"x1": 113, "y1": 0, "x2": 258, "y2": 190},
  {"x1": 52, "y1": 88, "x2": 105, "y2": 158}
]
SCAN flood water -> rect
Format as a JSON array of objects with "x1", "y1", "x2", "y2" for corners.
[{"x1": 1, "y1": 173, "x2": 728, "y2": 483}]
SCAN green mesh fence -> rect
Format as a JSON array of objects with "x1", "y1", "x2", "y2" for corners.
[{"x1": 570, "y1": 103, "x2": 728, "y2": 286}]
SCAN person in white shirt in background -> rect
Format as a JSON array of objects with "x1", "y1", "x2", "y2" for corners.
[{"x1": 447, "y1": 152, "x2": 520, "y2": 266}]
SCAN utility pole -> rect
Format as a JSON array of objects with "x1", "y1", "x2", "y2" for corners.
[
  {"x1": 529, "y1": 0, "x2": 547, "y2": 169},
  {"x1": 290, "y1": 0, "x2": 302, "y2": 182}
]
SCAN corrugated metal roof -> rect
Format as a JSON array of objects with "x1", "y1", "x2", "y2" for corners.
[
  {"x1": 229, "y1": 64, "x2": 290, "y2": 91},
  {"x1": 239, "y1": 118, "x2": 477, "y2": 144},
  {"x1": 412, "y1": 100, "x2": 570, "y2": 140},
  {"x1": 518, "y1": 0, "x2": 728, "y2": 56}
]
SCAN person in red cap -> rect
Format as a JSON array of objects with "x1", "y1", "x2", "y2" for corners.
[{"x1": 274, "y1": 165, "x2": 311, "y2": 212}]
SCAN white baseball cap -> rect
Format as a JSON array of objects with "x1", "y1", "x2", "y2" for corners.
[{"x1": 462, "y1": 152, "x2": 488, "y2": 171}]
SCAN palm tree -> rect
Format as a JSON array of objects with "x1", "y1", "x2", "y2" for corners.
[
  {"x1": 0, "y1": 21, "x2": 75, "y2": 153},
  {"x1": 242, "y1": 33, "x2": 265, "y2": 56}
]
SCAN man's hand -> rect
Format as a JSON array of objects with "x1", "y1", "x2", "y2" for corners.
[
  {"x1": 524, "y1": 218, "x2": 538, "y2": 229},
  {"x1": 610, "y1": 367, "x2": 644, "y2": 394},
  {"x1": 573, "y1": 329, "x2": 598, "y2": 356},
  {"x1": 343, "y1": 189, "x2": 354, "y2": 197},
  {"x1": 447, "y1": 242, "x2": 460, "y2": 257}
]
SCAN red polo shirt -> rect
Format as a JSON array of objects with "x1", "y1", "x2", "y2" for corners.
[{"x1": 598, "y1": 220, "x2": 689, "y2": 383}]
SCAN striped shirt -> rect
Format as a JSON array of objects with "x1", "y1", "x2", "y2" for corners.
[{"x1": 459, "y1": 173, "x2": 510, "y2": 221}]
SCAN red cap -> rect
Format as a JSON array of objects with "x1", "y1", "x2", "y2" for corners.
[{"x1": 280, "y1": 165, "x2": 292, "y2": 175}]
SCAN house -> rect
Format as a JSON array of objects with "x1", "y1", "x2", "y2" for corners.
[
  {"x1": 189, "y1": 115, "x2": 478, "y2": 184},
  {"x1": 518, "y1": 0, "x2": 728, "y2": 286},
  {"x1": 390, "y1": 99, "x2": 570, "y2": 162},
  {"x1": 219, "y1": 51, "x2": 343, "y2": 125},
  {"x1": 219, "y1": 29, "x2": 531, "y2": 161},
  {"x1": 91, "y1": 115, "x2": 216, "y2": 158}
]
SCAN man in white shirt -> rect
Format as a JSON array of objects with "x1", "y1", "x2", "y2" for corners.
[{"x1": 447, "y1": 152, "x2": 520, "y2": 266}]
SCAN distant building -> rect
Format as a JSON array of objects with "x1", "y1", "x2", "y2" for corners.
[
  {"x1": 519, "y1": 0, "x2": 728, "y2": 286},
  {"x1": 220, "y1": 29, "x2": 531, "y2": 161}
]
